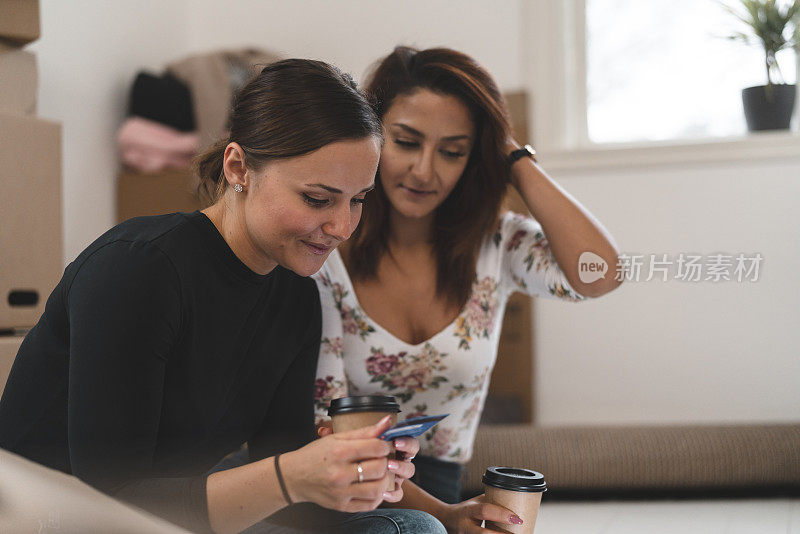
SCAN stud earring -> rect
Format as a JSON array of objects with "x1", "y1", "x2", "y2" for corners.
[{"x1": 233, "y1": 184, "x2": 243, "y2": 193}]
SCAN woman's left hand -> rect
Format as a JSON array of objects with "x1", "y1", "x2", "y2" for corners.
[
  {"x1": 317, "y1": 424, "x2": 419, "y2": 503},
  {"x1": 440, "y1": 494, "x2": 523, "y2": 534}
]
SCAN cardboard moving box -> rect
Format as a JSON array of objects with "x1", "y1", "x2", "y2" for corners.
[
  {"x1": 0, "y1": 334, "x2": 22, "y2": 396},
  {"x1": 0, "y1": 45, "x2": 37, "y2": 115},
  {"x1": 0, "y1": 112, "x2": 62, "y2": 329},
  {"x1": 117, "y1": 168, "x2": 203, "y2": 223},
  {"x1": 0, "y1": 0, "x2": 40, "y2": 45}
]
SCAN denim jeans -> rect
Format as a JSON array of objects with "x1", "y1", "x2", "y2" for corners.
[{"x1": 244, "y1": 508, "x2": 446, "y2": 534}]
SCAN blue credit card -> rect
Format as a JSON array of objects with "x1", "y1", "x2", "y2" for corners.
[{"x1": 379, "y1": 414, "x2": 449, "y2": 441}]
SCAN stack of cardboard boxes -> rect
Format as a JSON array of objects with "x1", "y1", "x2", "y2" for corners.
[{"x1": 0, "y1": 0, "x2": 63, "y2": 394}]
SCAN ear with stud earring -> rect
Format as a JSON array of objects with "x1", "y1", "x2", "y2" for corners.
[{"x1": 233, "y1": 184, "x2": 243, "y2": 193}]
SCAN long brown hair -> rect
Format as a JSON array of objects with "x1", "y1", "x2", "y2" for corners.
[
  {"x1": 346, "y1": 46, "x2": 512, "y2": 309},
  {"x1": 195, "y1": 59, "x2": 382, "y2": 204}
]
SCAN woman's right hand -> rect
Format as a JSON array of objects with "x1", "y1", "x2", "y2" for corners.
[{"x1": 279, "y1": 415, "x2": 395, "y2": 512}]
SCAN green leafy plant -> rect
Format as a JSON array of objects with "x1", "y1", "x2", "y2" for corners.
[{"x1": 722, "y1": 0, "x2": 800, "y2": 85}]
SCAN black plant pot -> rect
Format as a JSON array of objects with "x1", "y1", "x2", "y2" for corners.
[{"x1": 741, "y1": 84, "x2": 796, "y2": 131}]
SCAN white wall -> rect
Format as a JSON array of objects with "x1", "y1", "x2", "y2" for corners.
[
  {"x1": 183, "y1": 0, "x2": 524, "y2": 89},
  {"x1": 534, "y1": 156, "x2": 800, "y2": 426}
]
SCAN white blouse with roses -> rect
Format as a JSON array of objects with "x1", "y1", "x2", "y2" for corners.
[{"x1": 312, "y1": 211, "x2": 588, "y2": 463}]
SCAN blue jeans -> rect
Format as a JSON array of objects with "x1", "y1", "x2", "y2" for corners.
[{"x1": 245, "y1": 509, "x2": 446, "y2": 534}]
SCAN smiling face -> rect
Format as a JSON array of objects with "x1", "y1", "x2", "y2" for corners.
[
  {"x1": 379, "y1": 89, "x2": 476, "y2": 222},
  {"x1": 240, "y1": 137, "x2": 380, "y2": 276}
]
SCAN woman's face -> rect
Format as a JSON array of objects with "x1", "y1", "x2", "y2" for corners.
[
  {"x1": 379, "y1": 89, "x2": 476, "y2": 221},
  {"x1": 242, "y1": 137, "x2": 380, "y2": 276}
]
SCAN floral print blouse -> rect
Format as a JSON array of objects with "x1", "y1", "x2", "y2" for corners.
[{"x1": 312, "y1": 212, "x2": 588, "y2": 463}]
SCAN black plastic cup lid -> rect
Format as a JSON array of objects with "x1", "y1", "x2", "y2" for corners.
[
  {"x1": 482, "y1": 466, "x2": 547, "y2": 493},
  {"x1": 328, "y1": 395, "x2": 401, "y2": 416}
]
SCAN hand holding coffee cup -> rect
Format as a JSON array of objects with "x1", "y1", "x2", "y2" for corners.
[
  {"x1": 437, "y1": 494, "x2": 524, "y2": 534},
  {"x1": 315, "y1": 424, "x2": 418, "y2": 504},
  {"x1": 482, "y1": 467, "x2": 547, "y2": 534},
  {"x1": 321, "y1": 396, "x2": 419, "y2": 501},
  {"x1": 278, "y1": 415, "x2": 399, "y2": 512},
  {"x1": 325, "y1": 395, "x2": 409, "y2": 496}
]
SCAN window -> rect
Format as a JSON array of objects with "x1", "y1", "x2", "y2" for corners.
[{"x1": 585, "y1": 0, "x2": 798, "y2": 144}]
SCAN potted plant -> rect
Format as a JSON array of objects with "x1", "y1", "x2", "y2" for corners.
[{"x1": 722, "y1": 0, "x2": 800, "y2": 131}]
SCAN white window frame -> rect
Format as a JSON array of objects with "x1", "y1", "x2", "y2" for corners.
[{"x1": 521, "y1": 0, "x2": 800, "y2": 172}]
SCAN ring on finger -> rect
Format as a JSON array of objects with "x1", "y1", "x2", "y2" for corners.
[{"x1": 356, "y1": 462, "x2": 364, "y2": 483}]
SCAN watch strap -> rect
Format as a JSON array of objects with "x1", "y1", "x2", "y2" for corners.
[{"x1": 508, "y1": 144, "x2": 537, "y2": 164}]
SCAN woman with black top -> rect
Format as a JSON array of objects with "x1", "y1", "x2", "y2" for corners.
[{"x1": 0, "y1": 60, "x2": 445, "y2": 534}]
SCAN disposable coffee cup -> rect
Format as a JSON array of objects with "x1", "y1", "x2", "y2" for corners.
[
  {"x1": 328, "y1": 395, "x2": 401, "y2": 491},
  {"x1": 482, "y1": 466, "x2": 547, "y2": 534}
]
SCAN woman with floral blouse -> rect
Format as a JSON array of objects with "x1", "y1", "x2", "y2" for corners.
[{"x1": 313, "y1": 46, "x2": 622, "y2": 533}]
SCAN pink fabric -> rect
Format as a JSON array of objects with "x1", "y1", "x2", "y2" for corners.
[{"x1": 117, "y1": 117, "x2": 200, "y2": 173}]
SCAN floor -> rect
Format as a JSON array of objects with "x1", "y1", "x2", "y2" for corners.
[{"x1": 535, "y1": 499, "x2": 800, "y2": 534}]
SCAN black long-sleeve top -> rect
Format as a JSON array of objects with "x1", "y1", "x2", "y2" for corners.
[{"x1": 0, "y1": 211, "x2": 320, "y2": 533}]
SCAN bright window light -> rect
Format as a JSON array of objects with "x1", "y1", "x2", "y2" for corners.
[{"x1": 586, "y1": 0, "x2": 798, "y2": 143}]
